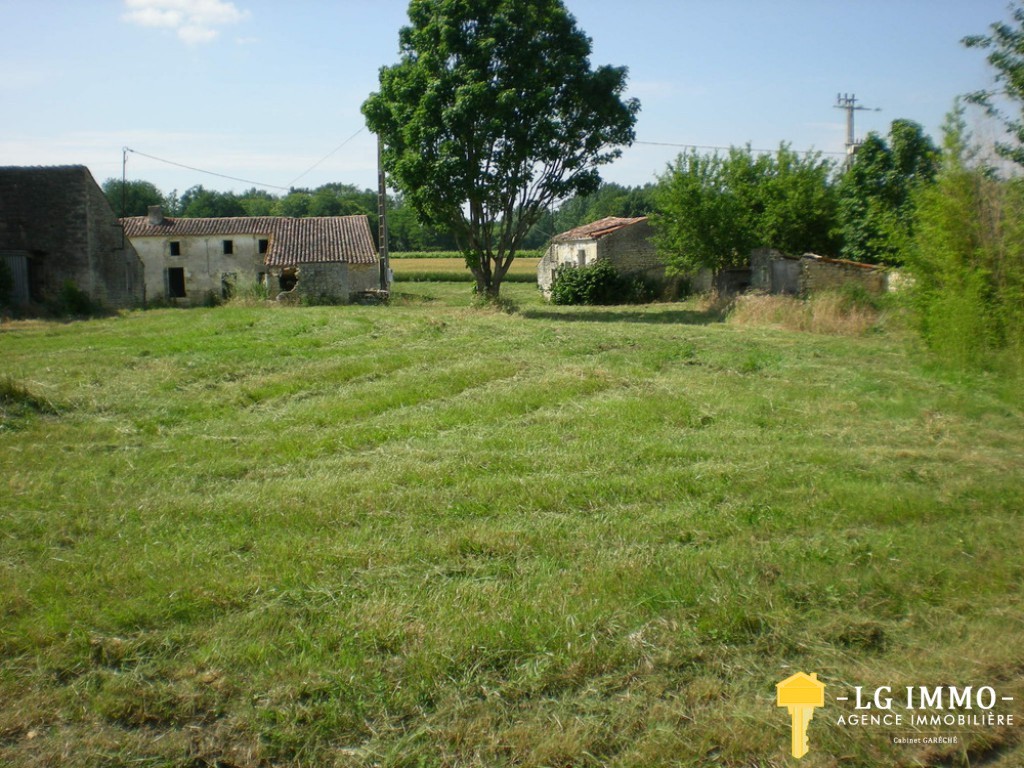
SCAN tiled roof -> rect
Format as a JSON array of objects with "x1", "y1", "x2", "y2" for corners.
[
  {"x1": 121, "y1": 216, "x2": 276, "y2": 238},
  {"x1": 552, "y1": 216, "x2": 648, "y2": 243},
  {"x1": 120, "y1": 215, "x2": 378, "y2": 266},
  {"x1": 266, "y1": 217, "x2": 377, "y2": 266},
  {"x1": 802, "y1": 253, "x2": 884, "y2": 271}
]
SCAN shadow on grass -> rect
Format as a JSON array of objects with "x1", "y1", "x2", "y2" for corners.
[{"x1": 520, "y1": 306, "x2": 725, "y2": 326}]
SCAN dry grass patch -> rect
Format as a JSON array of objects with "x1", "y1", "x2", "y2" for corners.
[{"x1": 726, "y1": 290, "x2": 882, "y2": 336}]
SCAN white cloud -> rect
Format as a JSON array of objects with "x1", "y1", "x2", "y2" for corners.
[
  {"x1": 122, "y1": 0, "x2": 248, "y2": 44},
  {"x1": 178, "y1": 24, "x2": 219, "y2": 44}
]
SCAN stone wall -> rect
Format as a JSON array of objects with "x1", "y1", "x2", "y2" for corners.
[
  {"x1": 0, "y1": 166, "x2": 143, "y2": 308},
  {"x1": 599, "y1": 219, "x2": 662, "y2": 276},
  {"x1": 750, "y1": 248, "x2": 887, "y2": 296},
  {"x1": 537, "y1": 240, "x2": 599, "y2": 294},
  {"x1": 134, "y1": 234, "x2": 267, "y2": 305},
  {"x1": 801, "y1": 256, "x2": 887, "y2": 295},
  {"x1": 83, "y1": 174, "x2": 145, "y2": 308},
  {"x1": 538, "y1": 220, "x2": 664, "y2": 296},
  {"x1": 292, "y1": 262, "x2": 349, "y2": 303},
  {"x1": 266, "y1": 262, "x2": 378, "y2": 304},
  {"x1": 348, "y1": 263, "x2": 381, "y2": 295}
]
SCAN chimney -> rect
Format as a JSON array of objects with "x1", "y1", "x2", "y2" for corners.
[{"x1": 147, "y1": 205, "x2": 164, "y2": 225}]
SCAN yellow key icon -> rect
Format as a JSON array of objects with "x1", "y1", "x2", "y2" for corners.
[{"x1": 776, "y1": 672, "x2": 825, "y2": 758}]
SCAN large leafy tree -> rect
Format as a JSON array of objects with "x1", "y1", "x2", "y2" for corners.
[
  {"x1": 836, "y1": 120, "x2": 939, "y2": 265},
  {"x1": 652, "y1": 145, "x2": 838, "y2": 273},
  {"x1": 964, "y1": 1, "x2": 1024, "y2": 167},
  {"x1": 179, "y1": 185, "x2": 247, "y2": 218},
  {"x1": 362, "y1": 0, "x2": 640, "y2": 297},
  {"x1": 102, "y1": 178, "x2": 164, "y2": 217}
]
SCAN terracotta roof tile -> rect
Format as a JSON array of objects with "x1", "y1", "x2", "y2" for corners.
[
  {"x1": 120, "y1": 215, "x2": 378, "y2": 265},
  {"x1": 552, "y1": 216, "x2": 648, "y2": 243}
]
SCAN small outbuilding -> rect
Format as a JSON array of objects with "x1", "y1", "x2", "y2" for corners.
[
  {"x1": 750, "y1": 248, "x2": 888, "y2": 296},
  {"x1": 0, "y1": 165, "x2": 144, "y2": 308},
  {"x1": 537, "y1": 216, "x2": 665, "y2": 297}
]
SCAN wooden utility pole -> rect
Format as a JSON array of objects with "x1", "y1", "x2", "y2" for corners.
[{"x1": 376, "y1": 136, "x2": 391, "y2": 293}]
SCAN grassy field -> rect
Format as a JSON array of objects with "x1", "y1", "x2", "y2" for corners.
[
  {"x1": 1, "y1": 283, "x2": 1022, "y2": 767},
  {"x1": 391, "y1": 257, "x2": 539, "y2": 282}
]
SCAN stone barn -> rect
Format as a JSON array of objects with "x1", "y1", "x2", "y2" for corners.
[
  {"x1": 263, "y1": 217, "x2": 380, "y2": 304},
  {"x1": 537, "y1": 216, "x2": 666, "y2": 297},
  {"x1": 122, "y1": 209, "x2": 379, "y2": 305},
  {"x1": 0, "y1": 166, "x2": 144, "y2": 308}
]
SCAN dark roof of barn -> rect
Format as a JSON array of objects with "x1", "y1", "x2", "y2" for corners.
[
  {"x1": 552, "y1": 216, "x2": 648, "y2": 243},
  {"x1": 120, "y1": 214, "x2": 378, "y2": 266}
]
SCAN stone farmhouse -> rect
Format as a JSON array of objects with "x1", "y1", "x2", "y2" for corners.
[
  {"x1": 0, "y1": 166, "x2": 144, "y2": 308},
  {"x1": 121, "y1": 207, "x2": 380, "y2": 305},
  {"x1": 537, "y1": 216, "x2": 665, "y2": 296}
]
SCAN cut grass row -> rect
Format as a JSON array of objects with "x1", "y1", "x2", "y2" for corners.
[{"x1": 0, "y1": 282, "x2": 1022, "y2": 767}]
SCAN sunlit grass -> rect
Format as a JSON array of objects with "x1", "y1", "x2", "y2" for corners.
[{"x1": 1, "y1": 283, "x2": 1022, "y2": 767}]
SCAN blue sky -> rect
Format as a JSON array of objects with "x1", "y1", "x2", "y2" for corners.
[{"x1": 0, "y1": 0, "x2": 1013, "y2": 196}]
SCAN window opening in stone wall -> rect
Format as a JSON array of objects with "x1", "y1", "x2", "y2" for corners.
[
  {"x1": 223, "y1": 240, "x2": 234, "y2": 255},
  {"x1": 258, "y1": 239, "x2": 269, "y2": 254},
  {"x1": 169, "y1": 241, "x2": 181, "y2": 256},
  {"x1": 167, "y1": 267, "x2": 186, "y2": 298},
  {"x1": 278, "y1": 268, "x2": 298, "y2": 292}
]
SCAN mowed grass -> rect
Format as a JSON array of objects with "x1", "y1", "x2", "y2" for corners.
[{"x1": 1, "y1": 283, "x2": 1022, "y2": 767}]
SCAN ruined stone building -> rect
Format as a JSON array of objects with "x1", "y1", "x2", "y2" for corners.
[
  {"x1": 0, "y1": 166, "x2": 144, "y2": 308},
  {"x1": 121, "y1": 208, "x2": 380, "y2": 305},
  {"x1": 750, "y1": 248, "x2": 888, "y2": 296},
  {"x1": 537, "y1": 216, "x2": 666, "y2": 297}
]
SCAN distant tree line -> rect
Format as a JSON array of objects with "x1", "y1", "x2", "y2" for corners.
[
  {"x1": 102, "y1": 179, "x2": 462, "y2": 251},
  {"x1": 103, "y1": 177, "x2": 657, "y2": 254}
]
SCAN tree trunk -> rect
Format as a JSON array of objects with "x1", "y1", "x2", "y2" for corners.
[{"x1": 470, "y1": 256, "x2": 504, "y2": 300}]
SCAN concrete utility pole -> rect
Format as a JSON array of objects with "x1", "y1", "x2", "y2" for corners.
[
  {"x1": 834, "y1": 93, "x2": 879, "y2": 169},
  {"x1": 376, "y1": 135, "x2": 391, "y2": 293}
]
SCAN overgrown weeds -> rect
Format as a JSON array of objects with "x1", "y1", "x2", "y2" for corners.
[{"x1": 726, "y1": 288, "x2": 884, "y2": 335}]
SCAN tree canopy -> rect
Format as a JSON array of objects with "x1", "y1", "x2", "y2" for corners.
[
  {"x1": 362, "y1": 0, "x2": 640, "y2": 296},
  {"x1": 964, "y1": 1, "x2": 1024, "y2": 167},
  {"x1": 102, "y1": 178, "x2": 165, "y2": 217},
  {"x1": 836, "y1": 120, "x2": 939, "y2": 265},
  {"x1": 652, "y1": 145, "x2": 838, "y2": 274}
]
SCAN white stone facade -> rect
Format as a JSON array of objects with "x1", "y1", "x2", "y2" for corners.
[{"x1": 538, "y1": 217, "x2": 665, "y2": 297}]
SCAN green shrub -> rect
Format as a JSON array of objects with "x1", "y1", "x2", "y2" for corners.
[
  {"x1": 549, "y1": 260, "x2": 652, "y2": 305},
  {"x1": 50, "y1": 281, "x2": 100, "y2": 317}
]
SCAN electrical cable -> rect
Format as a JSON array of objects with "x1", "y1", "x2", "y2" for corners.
[
  {"x1": 287, "y1": 127, "x2": 366, "y2": 188},
  {"x1": 635, "y1": 140, "x2": 847, "y2": 157},
  {"x1": 124, "y1": 147, "x2": 291, "y2": 191}
]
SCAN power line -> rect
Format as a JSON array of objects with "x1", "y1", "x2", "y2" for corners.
[
  {"x1": 287, "y1": 127, "x2": 366, "y2": 188},
  {"x1": 124, "y1": 147, "x2": 291, "y2": 191},
  {"x1": 635, "y1": 140, "x2": 847, "y2": 157}
]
